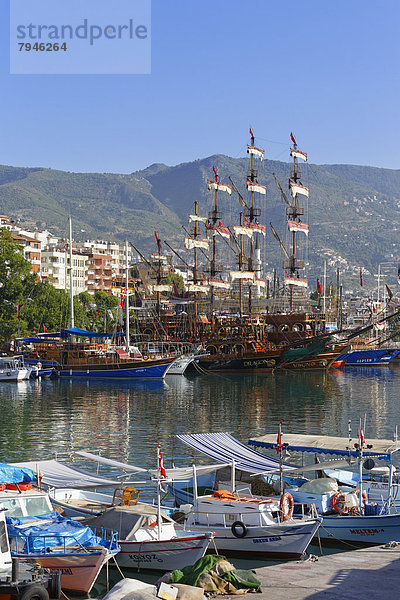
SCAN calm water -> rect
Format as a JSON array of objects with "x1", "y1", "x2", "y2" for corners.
[{"x1": 1, "y1": 366, "x2": 400, "y2": 595}]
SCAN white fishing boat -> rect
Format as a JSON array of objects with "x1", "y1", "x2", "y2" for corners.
[
  {"x1": 17, "y1": 452, "x2": 217, "y2": 572},
  {"x1": 250, "y1": 429, "x2": 400, "y2": 546},
  {"x1": 1, "y1": 463, "x2": 119, "y2": 594},
  {"x1": 0, "y1": 357, "x2": 31, "y2": 381}
]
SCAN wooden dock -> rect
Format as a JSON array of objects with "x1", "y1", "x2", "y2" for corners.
[{"x1": 253, "y1": 545, "x2": 400, "y2": 599}]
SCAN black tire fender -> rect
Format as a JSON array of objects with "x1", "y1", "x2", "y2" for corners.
[
  {"x1": 231, "y1": 520, "x2": 247, "y2": 538},
  {"x1": 19, "y1": 584, "x2": 50, "y2": 600}
]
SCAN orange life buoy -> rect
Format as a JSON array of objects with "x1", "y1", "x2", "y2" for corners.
[
  {"x1": 279, "y1": 492, "x2": 294, "y2": 521},
  {"x1": 6, "y1": 482, "x2": 32, "y2": 491},
  {"x1": 331, "y1": 492, "x2": 348, "y2": 514},
  {"x1": 142, "y1": 355, "x2": 149, "y2": 361}
]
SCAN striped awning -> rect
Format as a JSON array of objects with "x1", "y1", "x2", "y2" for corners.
[{"x1": 176, "y1": 432, "x2": 288, "y2": 473}]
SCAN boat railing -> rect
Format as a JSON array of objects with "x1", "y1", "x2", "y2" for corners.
[
  {"x1": 10, "y1": 534, "x2": 92, "y2": 555},
  {"x1": 193, "y1": 509, "x2": 265, "y2": 529}
]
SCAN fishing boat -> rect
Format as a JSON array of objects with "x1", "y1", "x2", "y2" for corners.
[
  {"x1": 249, "y1": 430, "x2": 400, "y2": 546},
  {"x1": 17, "y1": 452, "x2": 216, "y2": 572},
  {"x1": 0, "y1": 357, "x2": 31, "y2": 382},
  {"x1": 338, "y1": 348, "x2": 399, "y2": 366},
  {"x1": 0, "y1": 463, "x2": 119, "y2": 594}
]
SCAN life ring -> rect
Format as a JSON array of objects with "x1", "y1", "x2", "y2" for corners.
[
  {"x1": 279, "y1": 492, "x2": 294, "y2": 521},
  {"x1": 6, "y1": 372, "x2": 11, "y2": 376},
  {"x1": 331, "y1": 492, "x2": 348, "y2": 514},
  {"x1": 231, "y1": 520, "x2": 247, "y2": 538},
  {"x1": 142, "y1": 356, "x2": 149, "y2": 361}
]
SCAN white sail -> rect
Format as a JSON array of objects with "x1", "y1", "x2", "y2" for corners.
[
  {"x1": 290, "y1": 149, "x2": 308, "y2": 162},
  {"x1": 150, "y1": 254, "x2": 169, "y2": 261},
  {"x1": 208, "y1": 279, "x2": 231, "y2": 290},
  {"x1": 230, "y1": 271, "x2": 255, "y2": 282},
  {"x1": 247, "y1": 222, "x2": 266, "y2": 236},
  {"x1": 148, "y1": 284, "x2": 173, "y2": 293},
  {"x1": 283, "y1": 277, "x2": 308, "y2": 288},
  {"x1": 184, "y1": 237, "x2": 210, "y2": 250},
  {"x1": 247, "y1": 145, "x2": 264, "y2": 160},
  {"x1": 189, "y1": 214, "x2": 208, "y2": 224},
  {"x1": 254, "y1": 278, "x2": 266, "y2": 288},
  {"x1": 290, "y1": 181, "x2": 309, "y2": 198},
  {"x1": 185, "y1": 284, "x2": 210, "y2": 293},
  {"x1": 233, "y1": 225, "x2": 253, "y2": 239},
  {"x1": 246, "y1": 179, "x2": 267, "y2": 195},
  {"x1": 207, "y1": 181, "x2": 232, "y2": 195},
  {"x1": 207, "y1": 224, "x2": 231, "y2": 239},
  {"x1": 287, "y1": 220, "x2": 309, "y2": 236}
]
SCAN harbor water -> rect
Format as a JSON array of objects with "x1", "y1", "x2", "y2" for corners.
[{"x1": 1, "y1": 365, "x2": 400, "y2": 595}]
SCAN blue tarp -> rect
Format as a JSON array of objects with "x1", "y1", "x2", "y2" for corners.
[
  {"x1": 61, "y1": 328, "x2": 125, "y2": 339},
  {"x1": 0, "y1": 463, "x2": 35, "y2": 484},
  {"x1": 6, "y1": 512, "x2": 115, "y2": 554}
]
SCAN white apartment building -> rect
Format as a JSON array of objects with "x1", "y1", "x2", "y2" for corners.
[{"x1": 41, "y1": 246, "x2": 87, "y2": 295}]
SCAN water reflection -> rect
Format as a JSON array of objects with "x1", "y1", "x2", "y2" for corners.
[{"x1": 0, "y1": 367, "x2": 399, "y2": 474}]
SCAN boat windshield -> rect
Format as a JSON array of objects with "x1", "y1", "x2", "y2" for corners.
[{"x1": 1, "y1": 496, "x2": 51, "y2": 518}]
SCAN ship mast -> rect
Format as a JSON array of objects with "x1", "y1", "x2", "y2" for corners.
[
  {"x1": 284, "y1": 133, "x2": 309, "y2": 312},
  {"x1": 205, "y1": 166, "x2": 231, "y2": 320}
]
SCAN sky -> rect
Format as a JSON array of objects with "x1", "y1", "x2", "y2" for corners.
[{"x1": 0, "y1": 0, "x2": 399, "y2": 174}]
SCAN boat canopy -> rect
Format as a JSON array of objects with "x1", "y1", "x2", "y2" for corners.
[
  {"x1": 249, "y1": 433, "x2": 400, "y2": 459},
  {"x1": 12, "y1": 460, "x2": 120, "y2": 488},
  {"x1": 61, "y1": 328, "x2": 125, "y2": 338},
  {"x1": 76, "y1": 450, "x2": 230, "y2": 481},
  {"x1": 176, "y1": 432, "x2": 288, "y2": 473},
  {"x1": 17, "y1": 337, "x2": 62, "y2": 343}
]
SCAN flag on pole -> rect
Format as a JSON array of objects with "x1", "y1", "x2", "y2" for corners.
[
  {"x1": 212, "y1": 165, "x2": 218, "y2": 181},
  {"x1": 386, "y1": 284, "x2": 393, "y2": 302},
  {"x1": 120, "y1": 287, "x2": 126, "y2": 314},
  {"x1": 290, "y1": 132, "x2": 296, "y2": 145},
  {"x1": 360, "y1": 268, "x2": 363, "y2": 287},
  {"x1": 358, "y1": 421, "x2": 365, "y2": 447},
  {"x1": 249, "y1": 127, "x2": 254, "y2": 141},
  {"x1": 17, "y1": 304, "x2": 22, "y2": 320},
  {"x1": 97, "y1": 309, "x2": 101, "y2": 322},
  {"x1": 43, "y1": 325, "x2": 49, "y2": 333},
  {"x1": 317, "y1": 278, "x2": 322, "y2": 293},
  {"x1": 157, "y1": 444, "x2": 166, "y2": 477},
  {"x1": 276, "y1": 421, "x2": 283, "y2": 454}
]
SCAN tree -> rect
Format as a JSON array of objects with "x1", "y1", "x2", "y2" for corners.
[{"x1": 161, "y1": 272, "x2": 185, "y2": 294}]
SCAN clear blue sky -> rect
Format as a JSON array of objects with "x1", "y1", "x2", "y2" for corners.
[{"x1": 1, "y1": 0, "x2": 399, "y2": 173}]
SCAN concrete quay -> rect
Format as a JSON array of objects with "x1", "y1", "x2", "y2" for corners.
[{"x1": 252, "y1": 545, "x2": 400, "y2": 599}]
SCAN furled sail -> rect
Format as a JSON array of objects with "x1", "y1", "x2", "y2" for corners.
[
  {"x1": 207, "y1": 181, "x2": 232, "y2": 195},
  {"x1": 287, "y1": 220, "x2": 309, "y2": 235},
  {"x1": 185, "y1": 283, "x2": 210, "y2": 293},
  {"x1": 246, "y1": 178, "x2": 267, "y2": 194},
  {"x1": 233, "y1": 225, "x2": 253, "y2": 239},
  {"x1": 150, "y1": 254, "x2": 169, "y2": 261},
  {"x1": 184, "y1": 237, "x2": 210, "y2": 250},
  {"x1": 230, "y1": 271, "x2": 255, "y2": 282},
  {"x1": 208, "y1": 279, "x2": 231, "y2": 290},
  {"x1": 254, "y1": 278, "x2": 266, "y2": 288},
  {"x1": 283, "y1": 277, "x2": 308, "y2": 288},
  {"x1": 290, "y1": 181, "x2": 309, "y2": 198},
  {"x1": 207, "y1": 223, "x2": 230, "y2": 239},
  {"x1": 189, "y1": 214, "x2": 208, "y2": 223},
  {"x1": 290, "y1": 148, "x2": 308, "y2": 162},
  {"x1": 247, "y1": 145, "x2": 265, "y2": 160},
  {"x1": 247, "y1": 222, "x2": 266, "y2": 236}
]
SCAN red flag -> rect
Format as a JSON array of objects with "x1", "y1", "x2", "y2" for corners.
[
  {"x1": 276, "y1": 421, "x2": 283, "y2": 454},
  {"x1": 17, "y1": 304, "x2": 22, "y2": 320},
  {"x1": 98, "y1": 309, "x2": 101, "y2": 322},
  {"x1": 43, "y1": 325, "x2": 49, "y2": 333},
  {"x1": 212, "y1": 165, "x2": 218, "y2": 181},
  {"x1": 157, "y1": 444, "x2": 166, "y2": 478},
  {"x1": 386, "y1": 284, "x2": 393, "y2": 301},
  {"x1": 317, "y1": 278, "x2": 322, "y2": 293},
  {"x1": 249, "y1": 127, "x2": 254, "y2": 140},
  {"x1": 290, "y1": 132, "x2": 296, "y2": 145},
  {"x1": 154, "y1": 231, "x2": 159, "y2": 243},
  {"x1": 373, "y1": 304, "x2": 376, "y2": 312},
  {"x1": 360, "y1": 268, "x2": 363, "y2": 287},
  {"x1": 120, "y1": 288, "x2": 126, "y2": 315},
  {"x1": 358, "y1": 423, "x2": 365, "y2": 447}
]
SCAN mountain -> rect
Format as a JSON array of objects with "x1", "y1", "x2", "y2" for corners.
[{"x1": 0, "y1": 156, "x2": 399, "y2": 287}]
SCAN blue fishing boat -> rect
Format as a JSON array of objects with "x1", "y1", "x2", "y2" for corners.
[{"x1": 338, "y1": 348, "x2": 399, "y2": 366}]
